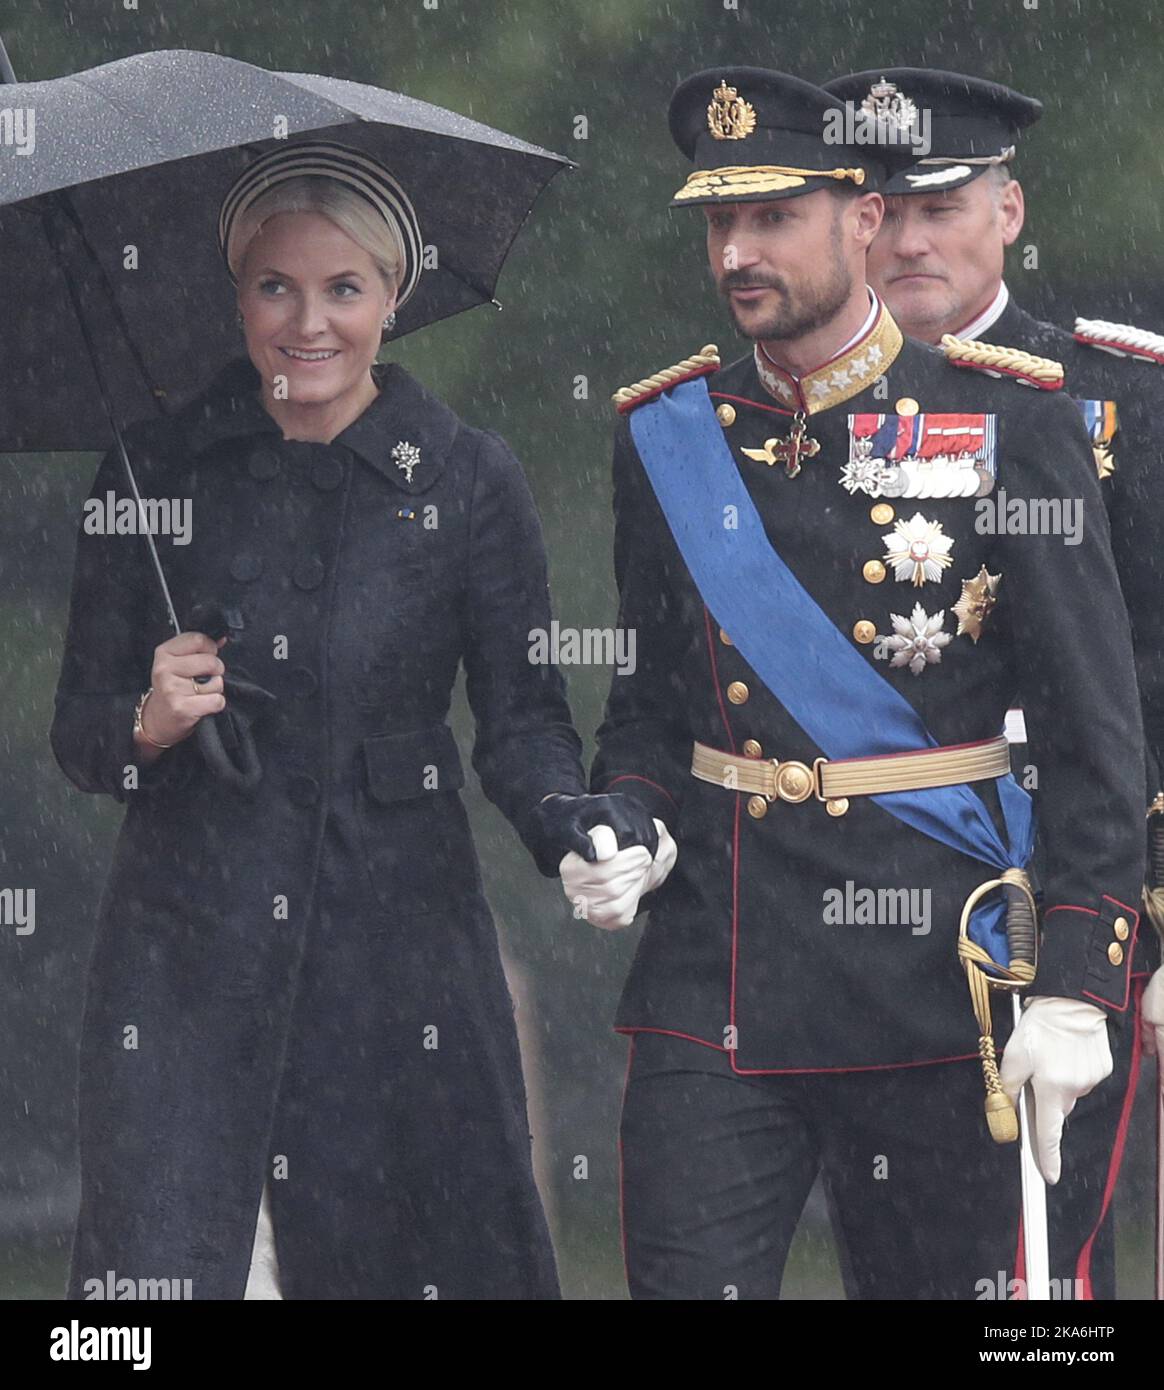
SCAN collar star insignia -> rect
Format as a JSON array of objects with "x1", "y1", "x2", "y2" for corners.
[
  {"x1": 953, "y1": 566, "x2": 1002, "y2": 642},
  {"x1": 391, "y1": 440, "x2": 421, "y2": 483},
  {"x1": 754, "y1": 302, "x2": 904, "y2": 414},
  {"x1": 882, "y1": 512, "x2": 954, "y2": 586}
]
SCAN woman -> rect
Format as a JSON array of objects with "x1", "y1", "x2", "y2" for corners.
[{"x1": 50, "y1": 140, "x2": 658, "y2": 1299}]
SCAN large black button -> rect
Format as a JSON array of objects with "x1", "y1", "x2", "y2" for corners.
[
  {"x1": 230, "y1": 553, "x2": 263, "y2": 582},
  {"x1": 311, "y1": 457, "x2": 344, "y2": 491},
  {"x1": 287, "y1": 774, "x2": 320, "y2": 807},
  {"x1": 248, "y1": 447, "x2": 281, "y2": 481},
  {"x1": 288, "y1": 665, "x2": 318, "y2": 697},
  {"x1": 293, "y1": 557, "x2": 326, "y2": 591}
]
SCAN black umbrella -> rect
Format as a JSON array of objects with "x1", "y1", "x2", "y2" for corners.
[
  {"x1": 0, "y1": 45, "x2": 573, "y2": 451},
  {"x1": 1, "y1": 41, "x2": 572, "y2": 787}
]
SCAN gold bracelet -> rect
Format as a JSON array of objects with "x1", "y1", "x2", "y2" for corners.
[{"x1": 133, "y1": 688, "x2": 174, "y2": 749}]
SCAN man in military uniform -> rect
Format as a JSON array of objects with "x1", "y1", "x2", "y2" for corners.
[
  {"x1": 823, "y1": 66, "x2": 1164, "y2": 1298},
  {"x1": 560, "y1": 67, "x2": 1146, "y2": 1299}
]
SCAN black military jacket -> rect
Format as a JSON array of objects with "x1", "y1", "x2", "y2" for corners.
[
  {"x1": 984, "y1": 294, "x2": 1164, "y2": 792},
  {"x1": 592, "y1": 303, "x2": 1145, "y2": 1072}
]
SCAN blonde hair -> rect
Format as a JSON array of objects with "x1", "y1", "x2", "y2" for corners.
[{"x1": 226, "y1": 175, "x2": 403, "y2": 291}]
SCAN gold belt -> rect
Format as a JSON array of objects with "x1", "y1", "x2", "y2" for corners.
[{"x1": 690, "y1": 735, "x2": 1012, "y2": 814}]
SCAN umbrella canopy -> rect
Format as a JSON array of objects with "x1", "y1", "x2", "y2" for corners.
[{"x1": 0, "y1": 48, "x2": 573, "y2": 450}]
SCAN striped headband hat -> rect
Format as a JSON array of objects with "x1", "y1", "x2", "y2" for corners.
[{"x1": 217, "y1": 140, "x2": 424, "y2": 307}]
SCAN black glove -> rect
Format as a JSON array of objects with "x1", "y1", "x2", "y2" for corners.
[
  {"x1": 527, "y1": 792, "x2": 660, "y2": 877},
  {"x1": 185, "y1": 601, "x2": 276, "y2": 796}
]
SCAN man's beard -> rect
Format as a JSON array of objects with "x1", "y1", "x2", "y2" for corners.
[{"x1": 718, "y1": 218, "x2": 853, "y2": 341}]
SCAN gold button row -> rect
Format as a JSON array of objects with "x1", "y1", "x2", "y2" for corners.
[
  {"x1": 1107, "y1": 914, "x2": 1131, "y2": 966},
  {"x1": 864, "y1": 505, "x2": 893, "y2": 610},
  {"x1": 747, "y1": 792, "x2": 850, "y2": 820}
]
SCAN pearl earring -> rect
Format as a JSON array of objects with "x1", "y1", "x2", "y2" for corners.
[{"x1": 383, "y1": 312, "x2": 396, "y2": 332}]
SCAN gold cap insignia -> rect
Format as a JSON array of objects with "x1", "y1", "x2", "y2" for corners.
[{"x1": 708, "y1": 81, "x2": 757, "y2": 141}]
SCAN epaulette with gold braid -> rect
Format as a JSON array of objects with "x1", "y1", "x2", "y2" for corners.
[
  {"x1": 1074, "y1": 316, "x2": 1164, "y2": 366},
  {"x1": 940, "y1": 333, "x2": 1064, "y2": 391},
  {"x1": 611, "y1": 344, "x2": 720, "y2": 414}
]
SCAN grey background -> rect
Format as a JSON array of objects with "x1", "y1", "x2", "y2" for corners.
[{"x1": 1, "y1": 0, "x2": 1160, "y2": 1298}]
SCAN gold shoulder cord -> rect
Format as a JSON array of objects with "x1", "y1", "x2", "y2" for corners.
[
  {"x1": 940, "y1": 334, "x2": 1065, "y2": 388},
  {"x1": 611, "y1": 344, "x2": 720, "y2": 409}
]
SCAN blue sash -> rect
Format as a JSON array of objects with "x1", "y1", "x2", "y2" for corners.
[{"x1": 628, "y1": 376, "x2": 1034, "y2": 961}]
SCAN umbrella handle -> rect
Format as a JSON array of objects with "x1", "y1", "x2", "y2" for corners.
[
  {"x1": 194, "y1": 709, "x2": 264, "y2": 794},
  {"x1": 191, "y1": 674, "x2": 275, "y2": 795}
]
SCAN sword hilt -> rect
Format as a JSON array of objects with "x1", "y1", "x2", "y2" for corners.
[
  {"x1": 1002, "y1": 867, "x2": 1038, "y2": 973},
  {"x1": 959, "y1": 870, "x2": 1038, "y2": 1143}
]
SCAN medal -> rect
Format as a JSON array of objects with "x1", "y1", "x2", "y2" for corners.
[
  {"x1": 881, "y1": 512, "x2": 954, "y2": 587},
  {"x1": 953, "y1": 567, "x2": 1002, "y2": 643},
  {"x1": 875, "y1": 603, "x2": 953, "y2": 676},
  {"x1": 845, "y1": 411, "x2": 997, "y2": 499},
  {"x1": 740, "y1": 411, "x2": 821, "y2": 478}
]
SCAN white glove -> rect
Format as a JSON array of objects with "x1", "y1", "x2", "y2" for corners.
[
  {"x1": 559, "y1": 820, "x2": 677, "y2": 931},
  {"x1": 1143, "y1": 969, "x2": 1164, "y2": 1058},
  {"x1": 999, "y1": 996, "x2": 1112, "y2": 1184}
]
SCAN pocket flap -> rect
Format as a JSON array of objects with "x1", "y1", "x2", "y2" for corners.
[{"x1": 363, "y1": 725, "x2": 465, "y2": 804}]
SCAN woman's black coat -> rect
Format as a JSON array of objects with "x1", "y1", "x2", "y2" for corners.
[{"x1": 50, "y1": 356, "x2": 587, "y2": 1299}]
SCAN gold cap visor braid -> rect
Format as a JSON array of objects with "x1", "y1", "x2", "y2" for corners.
[{"x1": 673, "y1": 163, "x2": 867, "y2": 201}]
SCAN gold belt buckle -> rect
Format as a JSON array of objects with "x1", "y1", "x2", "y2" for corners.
[{"x1": 767, "y1": 757, "x2": 825, "y2": 804}]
